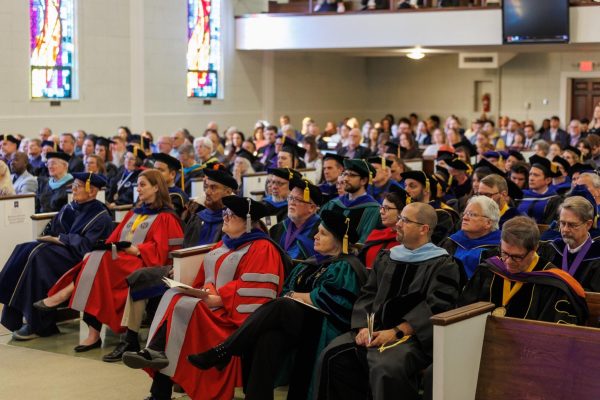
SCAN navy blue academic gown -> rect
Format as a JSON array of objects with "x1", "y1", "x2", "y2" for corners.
[
  {"x1": 168, "y1": 186, "x2": 189, "y2": 218},
  {"x1": 516, "y1": 188, "x2": 562, "y2": 225},
  {"x1": 0, "y1": 199, "x2": 114, "y2": 335}
]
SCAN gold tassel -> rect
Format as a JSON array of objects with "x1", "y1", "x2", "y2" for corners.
[
  {"x1": 448, "y1": 175, "x2": 453, "y2": 187},
  {"x1": 381, "y1": 156, "x2": 386, "y2": 170},
  {"x1": 342, "y1": 217, "x2": 350, "y2": 254},
  {"x1": 282, "y1": 135, "x2": 286, "y2": 144},
  {"x1": 594, "y1": 215, "x2": 598, "y2": 229},
  {"x1": 246, "y1": 198, "x2": 252, "y2": 233},
  {"x1": 303, "y1": 180, "x2": 310, "y2": 202},
  {"x1": 288, "y1": 168, "x2": 293, "y2": 180},
  {"x1": 180, "y1": 164, "x2": 185, "y2": 191},
  {"x1": 85, "y1": 173, "x2": 91, "y2": 193},
  {"x1": 406, "y1": 196, "x2": 412, "y2": 204},
  {"x1": 424, "y1": 172, "x2": 430, "y2": 194},
  {"x1": 397, "y1": 146, "x2": 401, "y2": 159}
]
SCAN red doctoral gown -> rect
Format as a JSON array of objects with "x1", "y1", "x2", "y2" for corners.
[
  {"x1": 146, "y1": 237, "x2": 285, "y2": 400},
  {"x1": 49, "y1": 209, "x2": 184, "y2": 333}
]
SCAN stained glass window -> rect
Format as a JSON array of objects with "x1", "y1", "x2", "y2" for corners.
[
  {"x1": 30, "y1": 0, "x2": 75, "y2": 99},
  {"x1": 187, "y1": 0, "x2": 221, "y2": 98}
]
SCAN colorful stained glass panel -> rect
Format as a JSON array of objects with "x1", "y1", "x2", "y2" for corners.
[
  {"x1": 30, "y1": 0, "x2": 75, "y2": 99},
  {"x1": 187, "y1": 0, "x2": 220, "y2": 98}
]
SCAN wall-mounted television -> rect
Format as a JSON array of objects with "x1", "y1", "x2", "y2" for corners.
[{"x1": 503, "y1": 0, "x2": 569, "y2": 44}]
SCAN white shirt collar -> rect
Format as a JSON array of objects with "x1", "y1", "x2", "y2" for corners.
[{"x1": 567, "y1": 233, "x2": 590, "y2": 254}]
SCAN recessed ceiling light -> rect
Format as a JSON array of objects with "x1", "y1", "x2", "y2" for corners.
[{"x1": 407, "y1": 48, "x2": 425, "y2": 60}]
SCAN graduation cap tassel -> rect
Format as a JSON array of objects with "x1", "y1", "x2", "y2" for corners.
[
  {"x1": 288, "y1": 168, "x2": 293, "y2": 180},
  {"x1": 448, "y1": 175, "x2": 453, "y2": 187},
  {"x1": 342, "y1": 218, "x2": 350, "y2": 255},
  {"x1": 111, "y1": 243, "x2": 118, "y2": 260},
  {"x1": 381, "y1": 156, "x2": 386, "y2": 170},
  {"x1": 180, "y1": 164, "x2": 185, "y2": 191},
  {"x1": 246, "y1": 198, "x2": 252, "y2": 233},
  {"x1": 594, "y1": 215, "x2": 598, "y2": 230},
  {"x1": 304, "y1": 180, "x2": 310, "y2": 203},
  {"x1": 85, "y1": 173, "x2": 92, "y2": 193}
]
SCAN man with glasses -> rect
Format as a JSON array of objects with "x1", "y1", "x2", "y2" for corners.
[
  {"x1": 537, "y1": 196, "x2": 600, "y2": 292},
  {"x1": 263, "y1": 167, "x2": 302, "y2": 227},
  {"x1": 516, "y1": 155, "x2": 563, "y2": 224},
  {"x1": 400, "y1": 170, "x2": 457, "y2": 245},
  {"x1": 479, "y1": 174, "x2": 523, "y2": 228},
  {"x1": 320, "y1": 159, "x2": 381, "y2": 242},
  {"x1": 270, "y1": 178, "x2": 322, "y2": 261},
  {"x1": 459, "y1": 216, "x2": 587, "y2": 325},
  {"x1": 0, "y1": 173, "x2": 113, "y2": 340},
  {"x1": 315, "y1": 202, "x2": 461, "y2": 400},
  {"x1": 441, "y1": 196, "x2": 501, "y2": 280}
]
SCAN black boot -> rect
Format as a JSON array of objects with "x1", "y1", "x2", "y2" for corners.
[{"x1": 187, "y1": 343, "x2": 231, "y2": 371}]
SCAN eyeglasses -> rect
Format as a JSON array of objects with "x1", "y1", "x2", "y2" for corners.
[
  {"x1": 266, "y1": 180, "x2": 287, "y2": 187},
  {"x1": 397, "y1": 215, "x2": 425, "y2": 225},
  {"x1": 475, "y1": 191, "x2": 499, "y2": 198},
  {"x1": 500, "y1": 250, "x2": 530, "y2": 263},
  {"x1": 380, "y1": 205, "x2": 398, "y2": 213},
  {"x1": 462, "y1": 211, "x2": 490, "y2": 219},
  {"x1": 341, "y1": 171, "x2": 361, "y2": 178},
  {"x1": 287, "y1": 195, "x2": 312, "y2": 205},
  {"x1": 558, "y1": 220, "x2": 588, "y2": 230}
]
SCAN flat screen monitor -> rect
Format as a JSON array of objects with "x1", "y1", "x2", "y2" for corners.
[{"x1": 503, "y1": 0, "x2": 569, "y2": 44}]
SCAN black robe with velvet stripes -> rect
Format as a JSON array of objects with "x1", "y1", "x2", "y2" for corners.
[
  {"x1": 459, "y1": 257, "x2": 588, "y2": 325},
  {"x1": 537, "y1": 239, "x2": 600, "y2": 292}
]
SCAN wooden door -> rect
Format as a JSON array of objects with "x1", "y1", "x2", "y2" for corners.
[{"x1": 571, "y1": 78, "x2": 600, "y2": 121}]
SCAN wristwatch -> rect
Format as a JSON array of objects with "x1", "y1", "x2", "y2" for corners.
[{"x1": 393, "y1": 326, "x2": 405, "y2": 339}]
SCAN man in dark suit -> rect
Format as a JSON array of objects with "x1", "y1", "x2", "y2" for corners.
[
  {"x1": 567, "y1": 119, "x2": 587, "y2": 147},
  {"x1": 541, "y1": 116, "x2": 568, "y2": 148},
  {"x1": 59, "y1": 132, "x2": 84, "y2": 173},
  {"x1": 337, "y1": 128, "x2": 371, "y2": 159}
]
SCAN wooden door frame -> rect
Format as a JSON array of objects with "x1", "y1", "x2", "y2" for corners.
[{"x1": 560, "y1": 71, "x2": 600, "y2": 124}]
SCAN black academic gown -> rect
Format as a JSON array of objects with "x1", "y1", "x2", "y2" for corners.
[
  {"x1": 430, "y1": 201, "x2": 459, "y2": 246},
  {"x1": 107, "y1": 167, "x2": 140, "y2": 205},
  {"x1": 319, "y1": 182, "x2": 338, "y2": 205},
  {"x1": 269, "y1": 215, "x2": 321, "y2": 261},
  {"x1": 182, "y1": 207, "x2": 224, "y2": 248},
  {"x1": 68, "y1": 154, "x2": 84, "y2": 173},
  {"x1": 36, "y1": 176, "x2": 74, "y2": 213},
  {"x1": 315, "y1": 249, "x2": 461, "y2": 400},
  {"x1": 499, "y1": 206, "x2": 522, "y2": 228},
  {"x1": 538, "y1": 239, "x2": 600, "y2": 292},
  {"x1": 0, "y1": 200, "x2": 114, "y2": 335},
  {"x1": 459, "y1": 257, "x2": 588, "y2": 325},
  {"x1": 175, "y1": 166, "x2": 205, "y2": 196}
]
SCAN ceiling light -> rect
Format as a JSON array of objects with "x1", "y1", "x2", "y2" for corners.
[{"x1": 407, "y1": 49, "x2": 425, "y2": 60}]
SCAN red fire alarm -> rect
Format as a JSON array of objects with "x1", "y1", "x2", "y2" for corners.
[{"x1": 580, "y1": 61, "x2": 593, "y2": 72}]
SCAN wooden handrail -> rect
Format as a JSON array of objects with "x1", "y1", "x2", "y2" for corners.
[
  {"x1": 31, "y1": 212, "x2": 59, "y2": 220},
  {"x1": 250, "y1": 190, "x2": 266, "y2": 196},
  {"x1": 170, "y1": 243, "x2": 215, "y2": 258},
  {"x1": 113, "y1": 204, "x2": 134, "y2": 211},
  {"x1": 0, "y1": 193, "x2": 36, "y2": 201},
  {"x1": 430, "y1": 301, "x2": 495, "y2": 326}
]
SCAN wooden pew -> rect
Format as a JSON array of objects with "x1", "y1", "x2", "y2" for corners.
[
  {"x1": 171, "y1": 243, "x2": 214, "y2": 285},
  {"x1": 191, "y1": 177, "x2": 206, "y2": 205},
  {"x1": 0, "y1": 194, "x2": 36, "y2": 270},
  {"x1": 431, "y1": 299, "x2": 600, "y2": 400},
  {"x1": 586, "y1": 291, "x2": 600, "y2": 327},
  {"x1": 31, "y1": 212, "x2": 59, "y2": 239}
]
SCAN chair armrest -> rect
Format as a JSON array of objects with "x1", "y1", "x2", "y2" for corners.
[
  {"x1": 31, "y1": 212, "x2": 59, "y2": 221},
  {"x1": 430, "y1": 302, "x2": 495, "y2": 326}
]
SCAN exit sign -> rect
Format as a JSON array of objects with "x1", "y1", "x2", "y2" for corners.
[{"x1": 580, "y1": 61, "x2": 594, "y2": 72}]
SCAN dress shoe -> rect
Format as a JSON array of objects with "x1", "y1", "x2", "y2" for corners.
[
  {"x1": 74, "y1": 339, "x2": 102, "y2": 353},
  {"x1": 122, "y1": 348, "x2": 169, "y2": 370},
  {"x1": 12, "y1": 324, "x2": 39, "y2": 341},
  {"x1": 187, "y1": 343, "x2": 231, "y2": 371},
  {"x1": 33, "y1": 299, "x2": 68, "y2": 312},
  {"x1": 102, "y1": 341, "x2": 140, "y2": 363}
]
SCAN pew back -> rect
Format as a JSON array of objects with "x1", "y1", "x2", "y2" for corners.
[
  {"x1": 475, "y1": 317, "x2": 600, "y2": 399},
  {"x1": 0, "y1": 194, "x2": 35, "y2": 270},
  {"x1": 171, "y1": 244, "x2": 214, "y2": 285},
  {"x1": 585, "y1": 291, "x2": 600, "y2": 327}
]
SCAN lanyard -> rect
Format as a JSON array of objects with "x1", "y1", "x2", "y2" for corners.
[
  {"x1": 501, "y1": 253, "x2": 538, "y2": 307},
  {"x1": 562, "y1": 236, "x2": 592, "y2": 276}
]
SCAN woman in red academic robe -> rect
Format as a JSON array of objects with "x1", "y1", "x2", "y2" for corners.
[
  {"x1": 121, "y1": 195, "x2": 287, "y2": 400},
  {"x1": 35, "y1": 169, "x2": 184, "y2": 351},
  {"x1": 359, "y1": 188, "x2": 408, "y2": 268}
]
